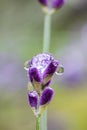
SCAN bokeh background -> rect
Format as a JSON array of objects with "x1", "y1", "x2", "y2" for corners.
[{"x1": 0, "y1": 0, "x2": 87, "y2": 130}]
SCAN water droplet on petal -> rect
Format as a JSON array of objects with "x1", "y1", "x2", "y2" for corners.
[
  {"x1": 55, "y1": 64, "x2": 64, "y2": 75},
  {"x1": 24, "y1": 60, "x2": 29, "y2": 71}
]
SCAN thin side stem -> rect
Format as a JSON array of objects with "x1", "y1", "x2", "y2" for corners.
[
  {"x1": 36, "y1": 116, "x2": 40, "y2": 130},
  {"x1": 43, "y1": 13, "x2": 51, "y2": 52},
  {"x1": 41, "y1": 109, "x2": 47, "y2": 130},
  {"x1": 41, "y1": 13, "x2": 52, "y2": 130}
]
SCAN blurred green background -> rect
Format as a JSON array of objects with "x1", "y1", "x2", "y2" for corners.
[{"x1": 0, "y1": 0, "x2": 87, "y2": 130}]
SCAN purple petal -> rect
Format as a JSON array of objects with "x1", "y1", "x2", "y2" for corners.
[
  {"x1": 44, "y1": 60, "x2": 59, "y2": 77},
  {"x1": 27, "y1": 91, "x2": 38, "y2": 108},
  {"x1": 38, "y1": 0, "x2": 64, "y2": 9},
  {"x1": 38, "y1": 0, "x2": 47, "y2": 6},
  {"x1": 40, "y1": 87, "x2": 54, "y2": 105},
  {"x1": 52, "y1": 0, "x2": 64, "y2": 8},
  {"x1": 29, "y1": 67, "x2": 42, "y2": 82}
]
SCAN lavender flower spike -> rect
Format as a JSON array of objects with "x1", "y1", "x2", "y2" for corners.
[
  {"x1": 40, "y1": 87, "x2": 54, "y2": 105},
  {"x1": 38, "y1": 0, "x2": 64, "y2": 14}
]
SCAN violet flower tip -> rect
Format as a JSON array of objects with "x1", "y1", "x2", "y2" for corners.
[
  {"x1": 27, "y1": 91, "x2": 38, "y2": 108},
  {"x1": 43, "y1": 59, "x2": 59, "y2": 77},
  {"x1": 40, "y1": 87, "x2": 54, "y2": 106},
  {"x1": 38, "y1": 0, "x2": 64, "y2": 13},
  {"x1": 29, "y1": 67, "x2": 42, "y2": 82}
]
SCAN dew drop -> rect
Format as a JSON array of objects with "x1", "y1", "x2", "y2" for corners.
[
  {"x1": 55, "y1": 64, "x2": 64, "y2": 76},
  {"x1": 24, "y1": 60, "x2": 29, "y2": 71}
]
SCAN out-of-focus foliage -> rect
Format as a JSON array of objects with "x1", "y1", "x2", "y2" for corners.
[{"x1": 0, "y1": 0, "x2": 87, "y2": 130}]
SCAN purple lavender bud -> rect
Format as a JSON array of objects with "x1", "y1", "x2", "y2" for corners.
[
  {"x1": 38, "y1": 0, "x2": 47, "y2": 6},
  {"x1": 38, "y1": 0, "x2": 64, "y2": 9},
  {"x1": 27, "y1": 91, "x2": 38, "y2": 108},
  {"x1": 44, "y1": 60, "x2": 59, "y2": 76},
  {"x1": 40, "y1": 87, "x2": 54, "y2": 105},
  {"x1": 42, "y1": 60, "x2": 59, "y2": 86},
  {"x1": 52, "y1": 0, "x2": 64, "y2": 8},
  {"x1": 29, "y1": 67, "x2": 42, "y2": 82}
]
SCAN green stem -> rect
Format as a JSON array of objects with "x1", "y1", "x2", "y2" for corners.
[
  {"x1": 36, "y1": 116, "x2": 40, "y2": 130},
  {"x1": 41, "y1": 109, "x2": 47, "y2": 130},
  {"x1": 43, "y1": 13, "x2": 51, "y2": 52},
  {"x1": 41, "y1": 13, "x2": 52, "y2": 130}
]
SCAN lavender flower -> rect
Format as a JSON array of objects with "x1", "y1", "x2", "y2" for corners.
[
  {"x1": 38, "y1": 0, "x2": 64, "y2": 14},
  {"x1": 25, "y1": 53, "x2": 64, "y2": 116},
  {"x1": 27, "y1": 53, "x2": 59, "y2": 91}
]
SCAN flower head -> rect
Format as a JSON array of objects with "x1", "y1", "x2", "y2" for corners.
[
  {"x1": 38, "y1": 0, "x2": 64, "y2": 14},
  {"x1": 24, "y1": 53, "x2": 64, "y2": 116},
  {"x1": 26, "y1": 53, "x2": 59, "y2": 92}
]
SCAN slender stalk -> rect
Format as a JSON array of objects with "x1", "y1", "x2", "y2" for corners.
[
  {"x1": 43, "y1": 13, "x2": 51, "y2": 52},
  {"x1": 41, "y1": 13, "x2": 52, "y2": 130},
  {"x1": 36, "y1": 116, "x2": 40, "y2": 130},
  {"x1": 41, "y1": 109, "x2": 47, "y2": 130}
]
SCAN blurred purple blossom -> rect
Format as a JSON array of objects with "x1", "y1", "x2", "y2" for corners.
[
  {"x1": 56, "y1": 23, "x2": 87, "y2": 86},
  {"x1": 0, "y1": 52, "x2": 27, "y2": 90},
  {"x1": 38, "y1": 0, "x2": 64, "y2": 9},
  {"x1": 38, "y1": 0, "x2": 64, "y2": 14}
]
